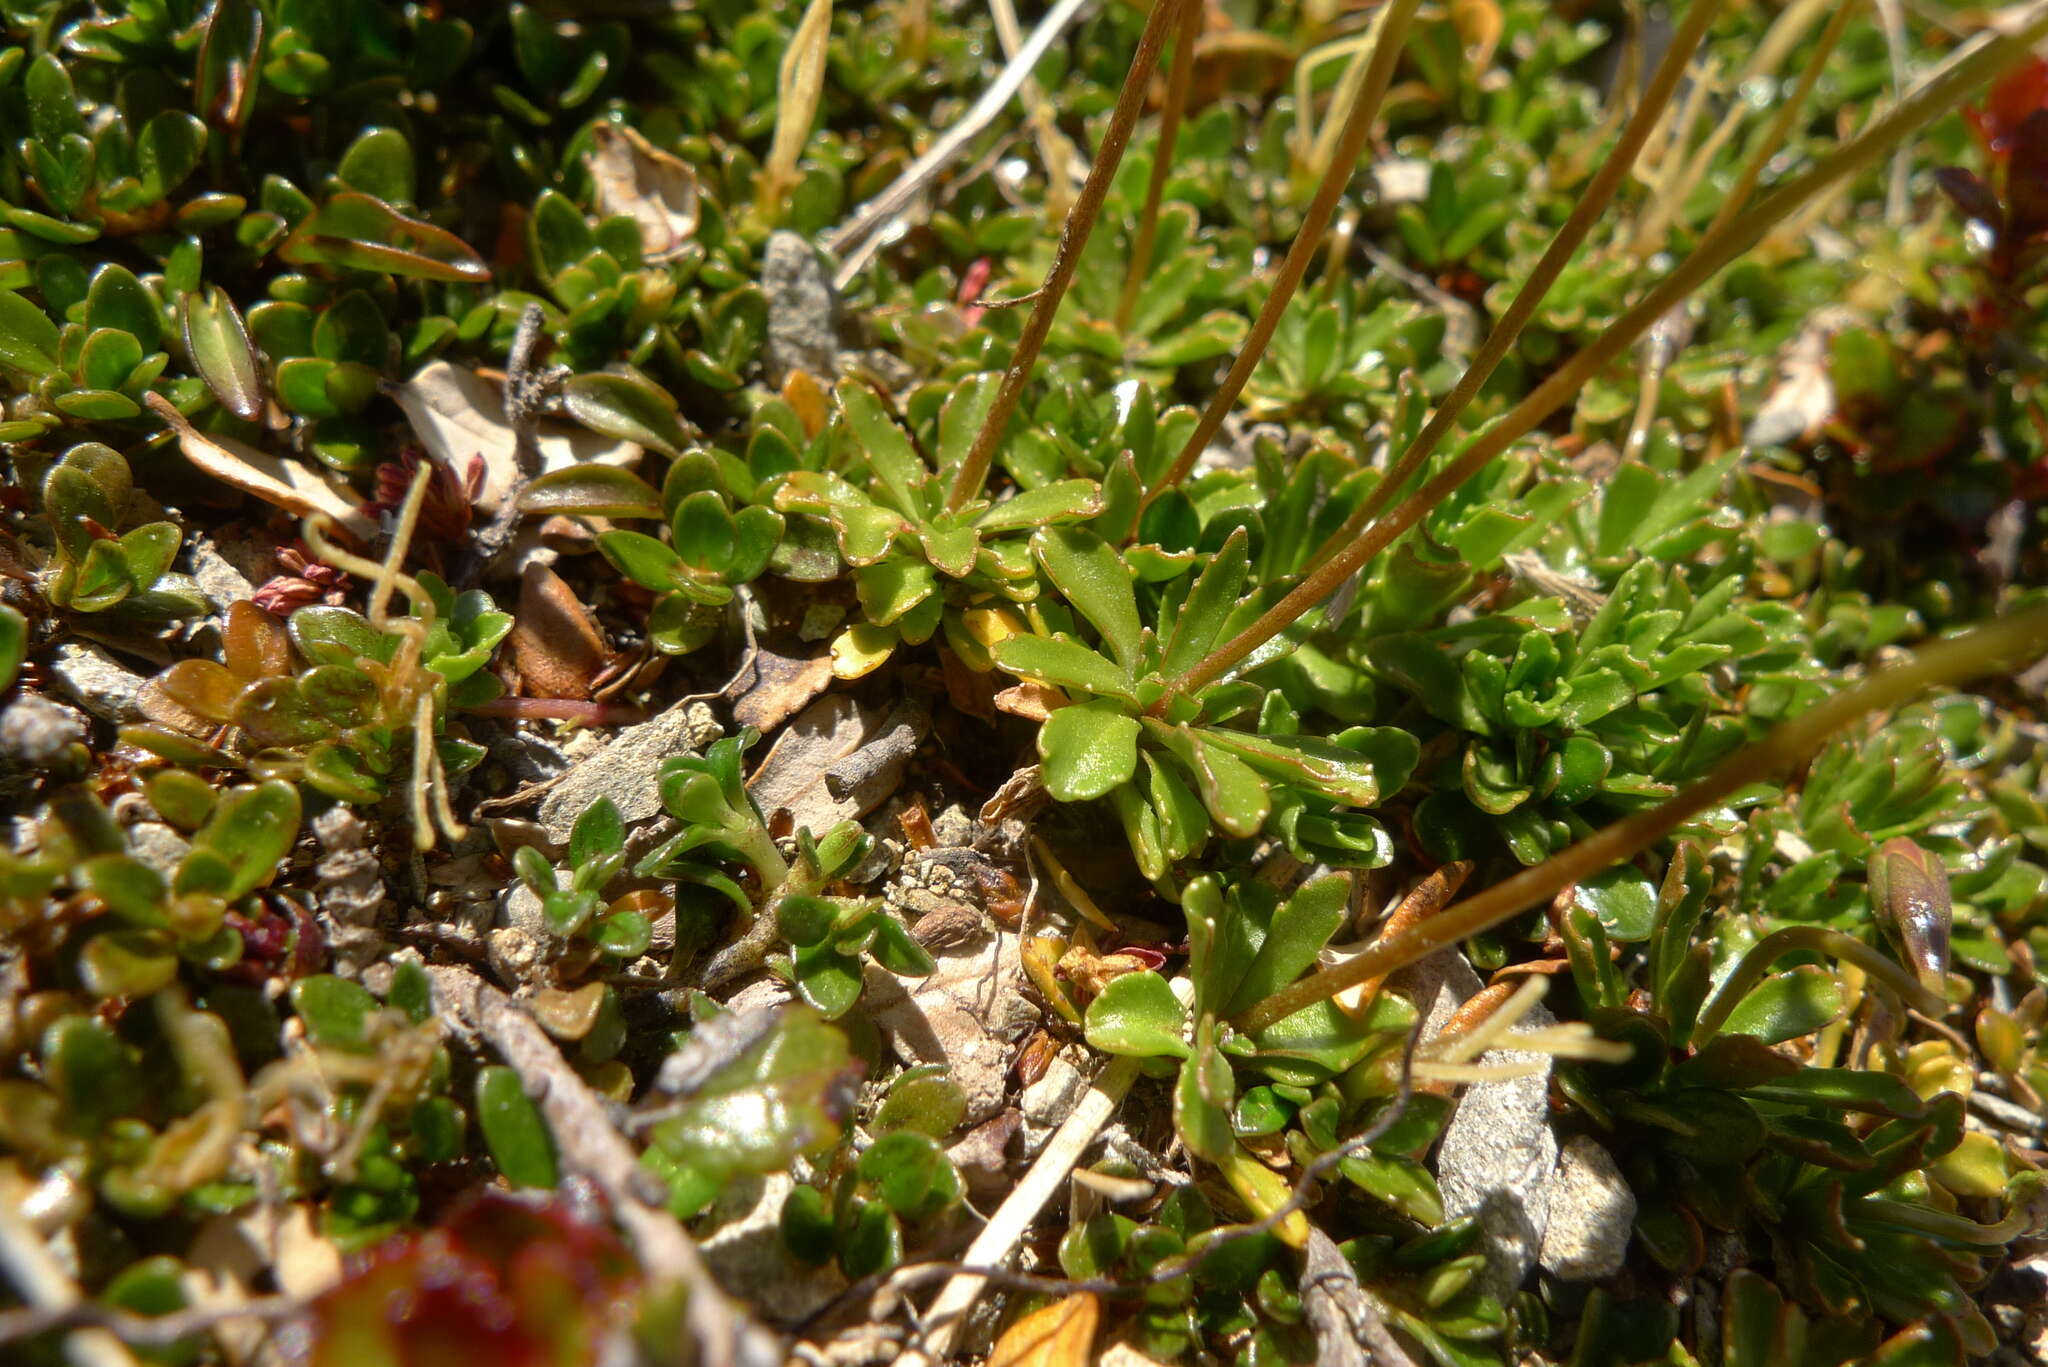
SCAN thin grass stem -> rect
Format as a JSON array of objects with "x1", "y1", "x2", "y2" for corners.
[
  {"x1": 1116, "y1": 0, "x2": 1202, "y2": 334},
  {"x1": 945, "y1": 0, "x2": 1182, "y2": 514},
  {"x1": 1702, "y1": 0, "x2": 1861, "y2": 238},
  {"x1": 1300, "y1": 0, "x2": 1727, "y2": 577},
  {"x1": 1168, "y1": 6, "x2": 2048, "y2": 705},
  {"x1": 1231, "y1": 602, "x2": 2048, "y2": 1033},
  {"x1": 1137, "y1": 0, "x2": 1421, "y2": 506}
]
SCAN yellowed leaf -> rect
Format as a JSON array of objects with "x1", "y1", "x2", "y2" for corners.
[
  {"x1": 146, "y1": 392, "x2": 375, "y2": 539},
  {"x1": 987, "y1": 1291, "x2": 1099, "y2": 1367},
  {"x1": 1216, "y1": 1146, "x2": 1310, "y2": 1248}
]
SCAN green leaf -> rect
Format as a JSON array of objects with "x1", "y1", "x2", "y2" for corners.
[
  {"x1": 1742, "y1": 1068, "x2": 1925, "y2": 1118},
  {"x1": 838, "y1": 380, "x2": 931, "y2": 519},
  {"x1": 182, "y1": 286, "x2": 265, "y2": 420},
  {"x1": 1033, "y1": 527, "x2": 1143, "y2": 674},
  {"x1": 1570, "y1": 865, "x2": 1658, "y2": 943},
  {"x1": 874, "y1": 1066, "x2": 968, "y2": 1137},
  {"x1": 279, "y1": 192, "x2": 490, "y2": 282},
  {"x1": 184, "y1": 780, "x2": 301, "y2": 902},
  {"x1": 80, "y1": 854, "x2": 169, "y2": 927},
  {"x1": 336, "y1": 126, "x2": 415, "y2": 204},
  {"x1": 1149, "y1": 723, "x2": 1271, "y2": 838},
  {"x1": 1176, "y1": 1019, "x2": 1235, "y2": 1162},
  {"x1": 858, "y1": 1130, "x2": 961, "y2": 1220},
  {"x1": 569, "y1": 797, "x2": 623, "y2": 868},
  {"x1": 974, "y1": 479, "x2": 1102, "y2": 534},
  {"x1": 0, "y1": 605, "x2": 24, "y2": 690},
  {"x1": 290, "y1": 975, "x2": 380, "y2": 1050},
  {"x1": 1197, "y1": 727, "x2": 1416, "y2": 808},
  {"x1": 0, "y1": 289, "x2": 61, "y2": 377},
  {"x1": 1038, "y1": 700, "x2": 1140, "y2": 802},
  {"x1": 992, "y1": 633, "x2": 1134, "y2": 702},
  {"x1": 519, "y1": 464, "x2": 664, "y2": 518},
  {"x1": 596, "y1": 529, "x2": 685, "y2": 590},
  {"x1": 854, "y1": 557, "x2": 936, "y2": 626},
  {"x1": 1162, "y1": 528, "x2": 1250, "y2": 678},
  {"x1": 1221, "y1": 873, "x2": 1350, "y2": 1019},
  {"x1": 477, "y1": 1065, "x2": 560, "y2": 1188},
  {"x1": 647, "y1": 1007, "x2": 857, "y2": 1188},
  {"x1": 84, "y1": 265, "x2": 161, "y2": 350},
  {"x1": 25, "y1": 53, "x2": 84, "y2": 146},
  {"x1": 793, "y1": 941, "x2": 865, "y2": 1019},
  {"x1": 1084, "y1": 971, "x2": 1189, "y2": 1058},
  {"x1": 1727, "y1": 970, "x2": 1849, "y2": 1045},
  {"x1": 563, "y1": 370, "x2": 691, "y2": 458}
]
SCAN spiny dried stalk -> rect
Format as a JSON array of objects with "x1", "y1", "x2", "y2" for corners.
[
  {"x1": 1138, "y1": 0, "x2": 1421, "y2": 506},
  {"x1": 945, "y1": 0, "x2": 1182, "y2": 514},
  {"x1": 1301, "y1": 0, "x2": 1728, "y2": 576},
  {"x1": 1232, "y1": 602, "x2": 2048, "y2": 1032},
  {"x1": 1166, "y1": 4, "x2": 2048, "y2": 703}
]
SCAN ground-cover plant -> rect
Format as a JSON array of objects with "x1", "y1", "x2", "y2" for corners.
[{"x1": 7, "y1": 0, "x2": 2048, "y2": 1364}]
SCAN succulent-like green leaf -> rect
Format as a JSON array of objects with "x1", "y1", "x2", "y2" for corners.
[
  {"x1": 1033, "y1": 527, "x2": 1143, "y2": 675},
  {"x1": 1038, "y1": 699, "x2": 1140, "y2": 802},
  {"x1": 1084, "y1": 971, "x2": 1189, "y2": 1058}
]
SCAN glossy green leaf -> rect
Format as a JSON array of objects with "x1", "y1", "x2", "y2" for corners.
[
  {"x1": 1033, "y1": 527, "x2": 1143, "y2": 674},
  {"x1": 563, "y1": 370, "x2": 691, "y2": 458},
  {"x1": 1038, "y1": 700, "x2": 1140, "y2": 802},
  {"x1": 182, "y1": 286, "x2": 265, "y2": 420},
  {"x1": 279, "y1": 192, "x2": 490, "y2": 282},
  {"x1": 519, "y1": 464, "x2": 664, "y2": 518},
  {"x1": 477, "y1": 1065, "x2": 560, "y2": 1188},
  {"x1": 290, "y1": 975, "x2": 380, "y2": 1051},
  {"x1": 992, "y1": 632, "x2": 1133, "y2": 701},
  {"x1": 1084, "y1": 971, "x2": 1189, "y2": 1058}
]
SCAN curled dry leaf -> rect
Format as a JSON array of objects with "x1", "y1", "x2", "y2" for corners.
[
  {"x1": 986, "y1": 1291, "x2": 1099, "y2": 1367},
  {"x1": 1746, "y1": 305, "x2": 1858, "y2": 447},
  {"x1": 729, "y1": 637, "x2": 836, "y2": 733},
  {"x1": 584, "y1": 124, "x2": 700, "y2": 263},
  {"x1": 394, "y1": 361, "x2": 643, "y2": 516},
  {"x1": 145, "y1": 392, "x2": 374, "y2": 538},
  {"x1": 506, "y1": 562, "x2": 612, "y2": 700}
]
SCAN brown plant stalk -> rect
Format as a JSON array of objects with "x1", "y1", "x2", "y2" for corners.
[
  {"x1": 945, "y1": 0, "x2": 1182, "y2": 514},
  {"x1": 1161, "y1": 6, "x2": 2048, "y2": 706},
  {"x1": 1115, "y1": 0, "x2": 1203, "y2": 334},
  {"x1": 1137, "y1": 0, "x2": 1422, "y2": 506},
  {"x1": 1232, "y1": 603, "x2": 2048, "y2": 1033},
  {"x1": 1297, "y1": 0, "x2": 1729, "y2": 576}
]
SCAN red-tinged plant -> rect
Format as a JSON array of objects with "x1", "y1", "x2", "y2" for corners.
[
  {"x1": 308, "y1": 1188, "x2": 640, "y2": 1367},
  {"x1": 1966, "y1": 56, "x2": 2048, "y2": 159}
]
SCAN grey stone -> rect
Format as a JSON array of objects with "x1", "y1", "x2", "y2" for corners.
[
  {"x1": 188, "y1": 534, "x2": 257, "y2": 613},
  {"x1": 536, "y1": 698, "x2": 701, "y2": 843},
  {"x1": 699, "y1": 1172, "x2": 846, "y2": 1326},
  {"x1": 124, "y1": 822, "x2": 191, "y2": 880},
  {"x1": 0, "y1": 695, "x2": 85, "y2": 767},
  {"x1": 761, "y1": 231, "x2": 840, "y2": 383},
  {"x1": 1407, "y1": 951, "x2": 1559, "y2": 1303},
  {"x1": 46, "y1": 642, "x2": 145, "y2": 723},
  {"x1": 1538, "y1": 1136, "x2": 1636, "y2": 1280},
  {"x1": 864, "y1": 930, "x2": 1032, "y2": 1126},
  {"x1": 1020, "y1": 1044, "x2": 1091, "y2": 1143}
]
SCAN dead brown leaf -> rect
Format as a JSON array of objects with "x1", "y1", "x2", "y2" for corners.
[
  {"x1": 393, "y1": 361, "x2": 642, "y2": 515},
  {"x1": 987, "y1": 1291, "x2": 1099, "y2": 1367},
  {"x1": 584, "y1": 124, "x2": 700, "y2": 262},
  {"x1": 146, "y1": 393, "x2": 374, "y2": 539},
  {"x1": 730, "y1": 639, "x2": 836, "y2": 732},
  {"x1": 506, "y1": 562, "x2": 611, "y2": 700},
  {"x1": 993, "y1": 680, "x2": 1067, "y2": 722}
]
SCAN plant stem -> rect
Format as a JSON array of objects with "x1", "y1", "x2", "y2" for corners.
[
  {"x1": 1115, "y1": 0, "x2": 1201, "y2": 334},
  {"x1": 1166, "y1": 8, "x2": 2048, "y2": 706},
  {"x1": 1138, "y1": 0, "x2": 1421, "y2": 506},
  {"x1": 1701, "y1": 0, "x2": 1860, "y2": 239},
  {"x1": 1299, "y1": 0, "x2": 1726, "y2": 577},
  {"x1": 945, "y1": 0, "x2": 1181, "y2": 514},
  {"x1": 1230, "y1": 603, "x2": 2048, "y2": 1034},
  {"x1": 1689, "y1": 925, "x2": 1945, "y2": 1042}
]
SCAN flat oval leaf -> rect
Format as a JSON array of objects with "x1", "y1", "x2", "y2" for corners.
[
  {"x1": 1084, "y1": 970, "x2": 1189, "y2": 1058},
  {"x1": 182, "y1": 285, "x2": 265, "y2": 420},
  {"x1": 1038, "y1": 699, "x2": 1140, "y2": 803},
  {"x1": 519, "y1": 464, "x2": 663, "y2": 518},
  {"x1": 1033, "y1": 527, "x2": 1142, "y2": 675},
  {"x1": 563, "y1": 371, "x2": 691, "y2": 458},
  {"x1": 278, "y1": 192, "x2": 489, "y2": 283},
  {"x1": 477, "y1": 1064, "x2": 560, "y2": 1188}
]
